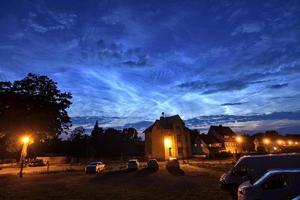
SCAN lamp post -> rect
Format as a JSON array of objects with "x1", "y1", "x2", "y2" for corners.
[
  {"x1": 19, "y1": 136, "x2": 30, "y2": 178},
  {"x1": 263, "y1": 138, "x2": 270, "y2": 153},
  {"x1": 235, "y1": 136, "x2": 243, "y2": 160}
]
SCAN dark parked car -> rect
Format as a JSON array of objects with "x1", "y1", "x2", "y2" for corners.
[
  {"x1": 166, "y1": 158, "x2": 180, "y2": 169},
  {"x1": 147, "y1": 159, "x2": 159, "y2": 171},
  {"x1": 28, "y1": 159, "x2": 45, "y2": 167}
]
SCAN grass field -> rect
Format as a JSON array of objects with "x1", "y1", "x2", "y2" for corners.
[{"x1": 0, "y1": 162, "x2": 233, "y2": 200}]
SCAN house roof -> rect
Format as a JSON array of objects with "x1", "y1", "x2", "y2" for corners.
[
  {"x1": 143, "y1": 115, "x2": 184, "y2": 133},
  {"x1": 210, "y1": 125, "x2": 236, "y2": 136},
  {"x1": 198, "y1": 134, "x2": 221, "y2": 144}
]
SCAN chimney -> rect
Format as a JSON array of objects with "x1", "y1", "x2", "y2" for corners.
[
  {"x1": 219, "y1": 124, "x2": 222, "y2": 127},
  {"x1": 160, "y1": 112, "x2": 165, "y2": 120}
]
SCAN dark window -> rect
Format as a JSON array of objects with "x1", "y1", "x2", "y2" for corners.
[
  {"x1": 262, "y1": 174, "x2": 288, "y2": 190},
  {"x1": 232, "y1": 164, "x2": 248, "y2": 176},
  {"x1": 177, "y1": 135, "x2": 182, "y2": 142},
  {"x1": 178, "y1": 147, "x2": 183, "y2": 154}
]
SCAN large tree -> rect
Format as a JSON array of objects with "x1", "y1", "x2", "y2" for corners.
[{"x1": 0, "y1": 73, "x2": 72, "y2": 140}]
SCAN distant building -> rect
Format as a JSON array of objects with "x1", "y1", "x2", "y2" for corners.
[
  {"x1": 253, "y1": 132, "x2": 300, "y2": 153},
  {"x1": 193, "y1": 134, "x2": 223, "y2": 156},
  {"x1": 208, "y1": 125, "x2": 242, "y2": 153},
  {"x1": 144, "y1": 114, "x2": 192, "y2": 160}
]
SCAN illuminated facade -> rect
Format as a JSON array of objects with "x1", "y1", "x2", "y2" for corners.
[
  {"x1": 144, "y1": 114, "x2": 192, "y2": 160},
  {"x1": 207, "y1": 125, "x2": 242, "y2": 153}
]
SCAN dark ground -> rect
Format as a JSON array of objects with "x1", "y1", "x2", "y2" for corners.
[{"x1": 0, "y1": 163, "x2": 233, "y2": 200}]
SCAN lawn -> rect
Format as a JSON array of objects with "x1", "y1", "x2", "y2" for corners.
[{"x1": 0, "y1": 163, "x2": 233, "y2": 200}]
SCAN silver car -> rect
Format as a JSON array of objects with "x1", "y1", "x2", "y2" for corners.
[
  {"x1": 85, "y1": 161, "x2": 106, "y2": 173},
  {"x1": 238, "y1": 169, "x2": 300, "y2": 200},
  {"x1": 127, "y1": 159, "x2": 139, "y2": 170}
]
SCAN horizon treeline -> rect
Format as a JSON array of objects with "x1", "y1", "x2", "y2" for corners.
[{"x1": 0, "y1": 121, "x2": 144, "y2": 160}]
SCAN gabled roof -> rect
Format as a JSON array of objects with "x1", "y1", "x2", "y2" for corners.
[
  {"x1": 198, "y1": 134, "x2": 221, "y2": 144},
  {"x1": 143, "y1": 115, "x2": 184, "y2": 133},
  {"x1": 209, "y1": 125, "x2": 236, "y2": 136}
]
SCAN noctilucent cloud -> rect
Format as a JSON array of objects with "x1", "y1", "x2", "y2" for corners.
[{"x1": 0, "y1": 0, "x2": 300, "y2": 133}]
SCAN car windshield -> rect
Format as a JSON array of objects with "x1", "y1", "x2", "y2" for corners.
[
  {"x1": 253, "y1": 172, "x2": 272, "y2": 185},
  {"x1": 249, "y1": 176, "x2": 260, "y2": 184},
  {"x1": 129, "y1": 161, "x2": 137, "y2": 164},
  {"x1": 89, "y1": 162, "x2": 98, "y2": 165}
]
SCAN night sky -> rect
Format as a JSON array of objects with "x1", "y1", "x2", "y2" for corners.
[{"x1": 0, "y1": 0, "x2": 300, "y2": 133}]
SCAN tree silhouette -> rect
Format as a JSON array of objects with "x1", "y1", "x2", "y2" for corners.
[
  {"x1": 0, "y1": 73, "x2": 72, "y2": 142},
  {"x1": 89, "y1": 121, "x2": 104, "y2": 157},
  {"x1": 69, "y1": 126, "x2": 87, "y2": 161}
]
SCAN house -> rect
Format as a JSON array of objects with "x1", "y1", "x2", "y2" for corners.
[
  {"x1": 253, "y1": 132, "x2": 300, "y2": 153},
  {"x1": 207, "y1": 125, "x2": 242, "y2": 153},
  {"x1": 193, "y1": 134, "x2": 223, "y2": 156},
  {"x1": 144, "y1": 114, "x2": 192, "y2": 160}
]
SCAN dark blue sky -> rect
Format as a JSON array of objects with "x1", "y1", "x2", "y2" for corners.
[{"x1": 0, "y1": 0, "x2": 300, "y2": 133}]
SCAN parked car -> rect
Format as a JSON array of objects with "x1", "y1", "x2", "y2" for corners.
[
  {"x1": 127, "y1": 159, "x2": 139, "y2": 170},
  {"x1": 147, "y1": 159, "x2": 159, "y2": 171},
  {"x1": 220, "y1": 153, "x2": 300, "y2": 190},
  {"x1": 85, "y1": 161, "x2": 106, "y2": 173},
  {"x1": 28, "y1": 159, "x2": 45, "y2": 167},
  {"x1": 166, "y1": 158, "x2": 180, "y2": 169},
  {"x1": 238, "y1": 169, "x2": 300, "y2": 200}
]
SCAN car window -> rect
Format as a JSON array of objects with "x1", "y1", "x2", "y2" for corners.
[
  {"x1": 232, "y1": 164, "x2": 248, "y2": 176},
  {"x1": 262, "y1": 174, "x2": 288, "y2": 190}
]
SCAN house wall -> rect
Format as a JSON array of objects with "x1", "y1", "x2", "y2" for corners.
[
  {"x1": 224, "y1": 140, "x2": 240, "y2": 153},
  {"x1": 208, "y1": 127, "x2": 242, "y2": 153},
  {"x1": 145, "y1": 118, "x2": 192, "y2": 160},
  {"x1": 145, "y1": 132, "x2": 151, "y2": 158},
  {"x1": 193, "y1": 139, "x2": 210, "y2": 155},
  {"x1": 149, "y1": 125, "x2": 178, "y2": 160}
]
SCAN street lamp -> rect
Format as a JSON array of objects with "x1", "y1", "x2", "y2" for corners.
[
  {"x1": 19, "y1": 136, "x2": 31, "y2": 178},
  {"x1": 236, "y1": 136, "x2": 243, "y2": 143},
  {"x1": 277, "y1": 140, "x2": 284, "y2": 145},
  {"x1": 263, "y1": 138, "x2": 270, "y2": 145}
]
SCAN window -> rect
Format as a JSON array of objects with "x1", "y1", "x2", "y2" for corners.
[
  {"x1": 262, "y1": 174, "x2": 288, "y2": 190},
  {"x1": 177, "y1": 135, "x2": 182, "y2": 142},
  {"x1": 232, "y1": 164, "x2": 248, "y2": 176}
]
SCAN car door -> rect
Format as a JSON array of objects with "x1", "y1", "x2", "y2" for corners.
[
  {"x1": 231, "y1": 164, "x2": 250, "y2": 185},
  {"x1": 261, "y1": 174, "x2": 290, "y2": 200}
]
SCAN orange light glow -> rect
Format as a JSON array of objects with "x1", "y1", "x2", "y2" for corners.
[
  {"x1": 164, "y1": 138, "x2": 172, "y2": 148},
  {"x1": 263, "y1": 138, "x2": 270, "y2": 145},
  {"x1": 21, "y1": 136, "x2": 30, "y2": 144},
  {"x1": 277, "y1": 140, "x2": 284, "y2": 145},
  {"x1": 236, "y1": 136, "x2": 243, "y2": 143}
]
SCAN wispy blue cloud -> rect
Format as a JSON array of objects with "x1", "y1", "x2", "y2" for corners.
[{"x1": 0, "y1": 0, "x2": 300, "y2": 133}]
